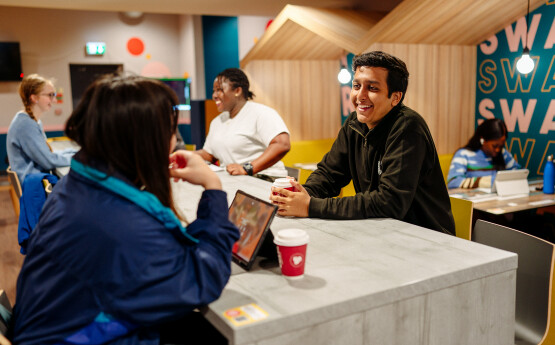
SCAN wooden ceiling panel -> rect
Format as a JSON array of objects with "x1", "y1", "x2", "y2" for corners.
[
  {"x1": 285, "y1": 6, "x2": 384, "y2": 51},
  {"x1": 359, "y1": 0, "x2": 545, "y2": 47},
  {"x1": 422, "y1": 0, "x2": 523, "y2": 45},
  {"x1": 241, "y1": 5, "x2": 384, "y2": 67},
  {"x1": 241, "y1": 0, "x2": 546, "y2": 67},
  {"x1": 0, "y1": 0, "x2": 384, "y2": 17},
  {"x1": 257, "y1": 20, "x2": 343, "y2": 60},
  {"x1": 446, "y1": 1, "x2": 531, "y2": 45}
]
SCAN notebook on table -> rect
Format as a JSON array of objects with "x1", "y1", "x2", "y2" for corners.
[{"x1": 229, "y1": 190, "x2": 278, "y2": 274}]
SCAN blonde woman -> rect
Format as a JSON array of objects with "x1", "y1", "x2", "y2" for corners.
[{"x1": 6, "y1": 74, "x2": 76, "y2": 183}]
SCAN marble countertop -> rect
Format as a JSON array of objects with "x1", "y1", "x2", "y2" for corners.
[{"x1": 172, "y1": 172, "x2": 517, "y2": 344}]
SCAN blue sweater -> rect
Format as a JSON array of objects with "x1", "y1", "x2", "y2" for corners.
[
  {"x1": 6, "y1": 112, "x2": 75, "y2": 184},
  {"x1": 13, "y1": 158, "x2": 239, "y2": 344},
  {"x1": 447, "y1": 148, "x2": 521, "y2": 189}
]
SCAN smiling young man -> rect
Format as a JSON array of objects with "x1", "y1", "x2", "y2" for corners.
[{"x1": 270, "y1": 51, "x2": 455, "y2": 235}]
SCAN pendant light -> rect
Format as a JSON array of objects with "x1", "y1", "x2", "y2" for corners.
[
  {"x1": 516, "y1": 0, "x2": 535, "y2": 74},
  {"x1": 338, "y1": 66, "x2": 351, "y2": 84}
]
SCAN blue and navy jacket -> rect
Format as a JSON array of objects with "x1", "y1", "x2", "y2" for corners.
[
  {"x1": 13, "y1": 157, "x2": 239, "y2": 344},
  {"x1": 18, "y1": 173, "x2": 59, "y2": 254}
]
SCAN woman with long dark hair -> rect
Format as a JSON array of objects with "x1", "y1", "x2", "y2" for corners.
[
  {"x1": 12, "y1": 74, "x2": 239, "y2": 344},
  {"x1": 447, "y1": 118, "x2": 521, "y2": 189}
]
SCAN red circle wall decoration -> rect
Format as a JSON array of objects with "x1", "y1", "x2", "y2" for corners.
[{"x1": 127, "y1": 37, "x2": 144, "y2": 56}]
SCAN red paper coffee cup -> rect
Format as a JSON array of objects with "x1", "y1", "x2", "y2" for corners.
[
  {"x1": 274, "y1": 229, "x2": 309, "y2": 279},
  {"x1": 272, "y1": 178, "x2": 295, "y2": 196}
]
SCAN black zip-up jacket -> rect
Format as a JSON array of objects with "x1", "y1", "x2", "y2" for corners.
[{"x1": 304, "y1": 104, "x2": 455, "y2": 235}]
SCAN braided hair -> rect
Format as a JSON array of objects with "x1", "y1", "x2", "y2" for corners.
[{"x1": 18, "y1": 74, "x2": 53, "y2": 121}]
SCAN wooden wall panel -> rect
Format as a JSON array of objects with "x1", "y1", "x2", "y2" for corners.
[
  {"x1": 367, "y1": 43, "x2": 476, "y2": 154},
  {"x1": 244, "y1": 60, "x2": 341, "y2": 142},
  {"x1": 244, "y1": 44, "x2": 476, "y2": 155}
]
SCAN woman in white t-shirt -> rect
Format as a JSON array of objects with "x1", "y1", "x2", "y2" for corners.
[{"x1": 196, "y1": 68, "x2": 290, "y2": 179}]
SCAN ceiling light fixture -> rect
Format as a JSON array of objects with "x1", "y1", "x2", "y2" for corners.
[
  {"x1": 124, "y1": 11, "x2": 144, "y2": 19},
  {"x1": 516, "y1": 0, "x2": 535, "y2": 74},
  {"x1": 338, "y1": 66, "x2": 351, "y2": 84}
]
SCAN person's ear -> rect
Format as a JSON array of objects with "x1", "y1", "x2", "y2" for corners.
[
  {"x1": 480, "y1": 138, "x2": 485, "y2": 145},
  {"x1": 30, "y1": 94, "x2": 38, "y2": 104},
  {"x1": 234, "y1": 87, "x2": 243, "y2": 97},
  {"x1": 391, "y1": 92, "x2": 402, "y2": 106}
]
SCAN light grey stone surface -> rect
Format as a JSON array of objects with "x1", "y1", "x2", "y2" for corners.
[{"x1": 172, "y1": 171, "x2": 517, "y2": 345}]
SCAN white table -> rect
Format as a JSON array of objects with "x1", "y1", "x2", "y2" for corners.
[
  {"x1": 172, "y1": 172, "x2": 517, "y2": 345},
  {"x1": 450, "y1": 185, "x2": 555, "y2": 215},
  {"x1": 48, "y1": 139, "x2": 79, "y2": 177}
]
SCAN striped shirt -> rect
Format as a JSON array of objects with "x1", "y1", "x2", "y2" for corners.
[{"x1": 447, "y1": 148, "x2": 521, "y2": 189}]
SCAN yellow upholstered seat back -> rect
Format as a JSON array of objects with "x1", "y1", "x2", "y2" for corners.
[
  {"x1": 281, "y1": 139, "x2": 335, "y2": 167},
  {"x1": 439, "y1": 153, "x2": 453, "y2": 184},
  {"x1": 281, "y1": 139, "x2": 356, "y2": 196},
  {"x1": 281, "y1": 139, "x2": 335, "y2": 184},
  {"x1": 449, "y1": 196, "x2": 473, "y2": 240}
]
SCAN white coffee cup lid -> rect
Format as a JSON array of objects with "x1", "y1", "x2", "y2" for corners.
[
  {"x1": 273, "y1": 177, "x2": 292, "y2": 188},
  {"x1": 274, "y1": 228, "x2": 309, "y2": 247}
]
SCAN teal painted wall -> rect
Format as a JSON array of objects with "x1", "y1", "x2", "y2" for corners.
[
  {"x1": 476, "y1": 3, "x2": 555, "y2": 179},
  {"x1": 202, "y1": 16, "x2": 240, "y2": 99}
]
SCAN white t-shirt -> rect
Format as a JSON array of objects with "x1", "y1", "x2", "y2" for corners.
[{"x1": 203, "y1": 101, "x2": 289, "y2": 177}]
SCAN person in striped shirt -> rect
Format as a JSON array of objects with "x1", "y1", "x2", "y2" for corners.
[{"x1": 447, "y1": 118, "x2": 521, "y2": 189}]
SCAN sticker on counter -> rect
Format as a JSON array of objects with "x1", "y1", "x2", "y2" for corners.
[{"x1": 223, "y1": 303, "x2": 268, "y2": 326}]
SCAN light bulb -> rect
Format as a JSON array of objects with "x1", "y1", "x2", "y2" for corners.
[
  {"x1": 516, "y1": 50, "x2": 534, "y2": 74},
  {"x1": 337, "y1": 68, "x2": 351, "y2": 84},
  {"x1": 124, "y1": 11, "x2": 144, "y2": 19}
]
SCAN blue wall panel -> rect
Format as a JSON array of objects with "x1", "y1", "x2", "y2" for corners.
[
  {"x1": 476, "y1": 3, "x2": 555, "y2": 179},
  {"x1": 202, "y1": 16, "x2": 239, "y2": 99}
]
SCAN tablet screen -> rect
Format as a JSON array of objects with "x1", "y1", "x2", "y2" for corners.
[{"x1": 229, "y1": 190, "x2": 277, "y2": 270}]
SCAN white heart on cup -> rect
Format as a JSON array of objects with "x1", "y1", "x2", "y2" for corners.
[{"x1": 292, "y1": 255, "x2": 303, "y2": 266}]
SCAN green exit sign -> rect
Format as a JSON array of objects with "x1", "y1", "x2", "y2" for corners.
[{"x1": 85, "y1": 42, "x2": 106, "y2": 56}]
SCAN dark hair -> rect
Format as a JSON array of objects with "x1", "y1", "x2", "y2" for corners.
[
  {"x1": 65, "y1": 74, "x2": 180, "y2": 215},
  {"x1": 352, "y1": 51, "x2": 409, "y2": 103},
  {"x1": 464, "y1": 118, "x2": 508, "y2": 169},
  {"x1": 216, "y1": 68, "x2": 255, "y2": 100}
]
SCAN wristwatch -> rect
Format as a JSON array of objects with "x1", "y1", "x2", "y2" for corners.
[{"x1": 242, "y1": 162, "x2": 254, "y2": 176}]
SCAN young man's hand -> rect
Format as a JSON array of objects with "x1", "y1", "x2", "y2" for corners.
[{"x1": 269, "y1": 180, "x2": 310, "y2": 217}]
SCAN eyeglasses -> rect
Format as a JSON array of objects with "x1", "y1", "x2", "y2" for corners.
[{"x1": 40, "y1": 92, "x2": 57, "y2": 99}]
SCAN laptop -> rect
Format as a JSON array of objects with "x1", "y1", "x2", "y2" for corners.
[
  {"x1": 492, "y1": 169, "x2": 530, "y2": 196},
  {"x1": 229, "y1": 190, "x2": 278, "y2": 273}
]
